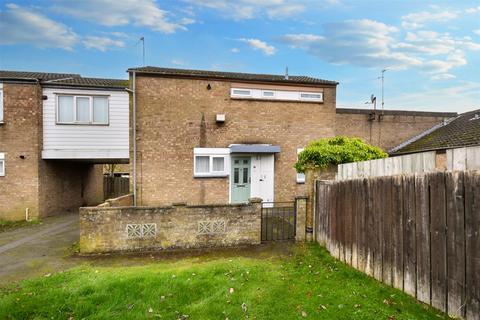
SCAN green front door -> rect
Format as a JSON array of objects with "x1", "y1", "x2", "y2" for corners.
[{"x1": 231, "y1": 157, "x2": 251, "y2": 203}]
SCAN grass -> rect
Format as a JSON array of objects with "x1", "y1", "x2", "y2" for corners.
[
  {"x1": 0, "y1": 219, "x2": 39, "y2": 233},
  {"x1": 0, "y1": 244, "x2": 446, "y2": 320}
]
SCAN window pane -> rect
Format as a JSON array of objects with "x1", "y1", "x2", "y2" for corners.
[
  {"x1": 263, "y1": 91, "x2": 274, "y2": 97},
  {"x1": 243, "y1": 168, "x2": 248, "y2": 183},
  {"x1": 0, "y1": 160, "x2": 4, "y2": 176},
  {"x1": 232, "y1": 89, "x2": 251, "y2": 96},
  {"x1": 300, "y1": 93, "x2": 322, "y2": 100},
  {"x1": 212, "y1": 157, "x2": 224, "y2": 172},
  {"x1": 195, "y1": 156, "x2": 209, "y2": 173},
  {"x1": 234, "y1": 168, "x2": 239, "y2": 183},
  {"x1": 93, "y1": 97, "x2": 108, "y2": 124},
  {"x1": 76, "y1": 97, "x2": 90, "y2": 122},
  {"x1": 58, "y1": 96, "x2": 74, "y2": 122}
]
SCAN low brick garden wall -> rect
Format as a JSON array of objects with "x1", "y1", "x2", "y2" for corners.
[{"x1": 80, "y1": 198, "x2": 262, "y2": 253}]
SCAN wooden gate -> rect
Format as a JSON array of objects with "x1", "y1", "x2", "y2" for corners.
[
  {"x1": 261, "y1": 202, "x2": 296, "y2": 241},
  {"x1": 103, "y1": 176, "x2": 130, "y2": 200}
]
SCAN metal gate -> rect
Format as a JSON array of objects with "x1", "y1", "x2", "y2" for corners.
[{"x1": 261, "y1": 202, "x2": 296, "y2": 241}]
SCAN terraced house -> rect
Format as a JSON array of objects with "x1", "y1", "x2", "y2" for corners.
[
  {"x1": 128, "y1": 67, "x2": 455, "y2": 206},
  {"x1": 0, "y1": 71, "x2": 129, "y2": 221}
]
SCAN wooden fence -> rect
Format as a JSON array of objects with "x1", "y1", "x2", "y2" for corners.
[
  {"x1": 336, "y1": 145, "x2": 480, "y2": 181},
  {"x1": 315, "y1": 171, "x2": 479, "y2": 319},
  {"x1": 103, "y1": 176, "x2": 130, "y2": 200}
]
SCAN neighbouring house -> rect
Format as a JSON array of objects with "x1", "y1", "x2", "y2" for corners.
[
  {"x1": 389, "y1": 108, "x2": 480, "y2": 170},
  {"x1": 128, "y1": 66, "x2": 456, "y2": 206},
  {"x1": 0, "y1": 71, "x2": 129, "y2": 221}
]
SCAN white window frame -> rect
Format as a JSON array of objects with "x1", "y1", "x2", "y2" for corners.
[
  {"x1": 262, "y1": 90, "x2": 275, "y2": 98},
  {"x1": 0, "y1": 153, "x2": 5, "y2": 177},
  {"x1": 296, "y1": 148, "x2": 305, "y2": 183},
  {"x1": 194, "y1": 148, "x2": 230, "y2": 177},
  {"x1": 231, "y1": 88, "x2": 252, "y2": 97},
  {"x1": 299, "y1": 92, "x2": 323, "y2": 102},
  {"x1": 0, "y1": 83, "x2": 4, "y2": 123},
  {"x1": 56, "y1": 94, "x2": 109, "y2": 125}
]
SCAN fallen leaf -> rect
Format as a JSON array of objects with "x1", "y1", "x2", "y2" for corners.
[
  {"x1": 319, "y1": 305, "x2": 327, "y2": 310},
  {"x1": 148, "y1": 307, "x2": 153, "y2": 313},
  {"x1": 301, "y1": 311, "x2": 307, "y2": 317},
  {"x1": 229, "y1": 288, "x2": 234, "y2": 294},
  {"x1": 44, "y1": 273, "x2": 51, "y2": 277},
  {"x1": 241, "y1": 303, "x2": 247, "y2": 313}
]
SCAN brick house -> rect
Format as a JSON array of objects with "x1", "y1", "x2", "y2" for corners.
[
  {"x1": 128, "y1": 67, "x2": 455, "y2": 206},
  {"x1": 0, "y1": 71, "x2": 129, "y2": 221}
]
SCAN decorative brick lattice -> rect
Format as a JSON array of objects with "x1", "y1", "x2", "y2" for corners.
[
  {"x1": 212, "y1": 220, "x2": 226, "y2": 233},
  {"x1": 197, "y1": 220, "x2": 226, "y2": 235},
  {"x1": 142, "y1": 223, "x2": 157, "y2": 238},
  {"x1": 127, "y1": 224, "x2": 142, "y2": 238},
  {"x1": 127, "y1": 223, "x2": 157, "y2": 239},
  {"x1": 198, "y1": 221, "x2": 211, "y2": 234}
]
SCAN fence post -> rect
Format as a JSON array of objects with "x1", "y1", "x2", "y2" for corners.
[{"x1": 295, "y1": 196, "x2": 307, "y2": 242}]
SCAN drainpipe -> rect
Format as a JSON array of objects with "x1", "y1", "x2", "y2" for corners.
[
  {"x1": 132, "y1": 71, "x2": 137, "y2": 206},
  {"x1": 126, "y1": 72, "x2": 137, "y2": 206}
]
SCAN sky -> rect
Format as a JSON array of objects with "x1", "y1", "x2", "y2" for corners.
[{"x1": 0, "y1": 0, "x2": 479, "y2": 113}]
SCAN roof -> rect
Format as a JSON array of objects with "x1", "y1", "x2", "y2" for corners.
[
  {"x1": 336, "y1": 108, "x2": 457, "y2": 118},
  {"x1": 128, "y1": 66, "x2": 338, "y2": 86},
  {"x1": 390, "y1": 109, "x2": 480, "y2": 155},
  {"x1": 0, "y1": 70, "x2": 127, "y2": 90}
]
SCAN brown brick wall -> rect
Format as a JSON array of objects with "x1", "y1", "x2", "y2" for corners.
[
  {"x1": 0, "y1": 83, "x2": 42, "y2": 220},
  {"x1": 335, "y1": 112, "x2": 451, "y2": 151},
  {"x1": 80, "y1": 200, "x2": 263, "y2": 253},
  {"x1": 0, "y1": 82, "x2": 104, "y2": 221},
  {"x1": 133, "y1": 76, "x2": 337, "y2": 205}
]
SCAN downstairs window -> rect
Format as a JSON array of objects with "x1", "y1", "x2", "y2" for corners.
[{"x1": 194, "y1": 148, "x2": 229, "y2": 177}]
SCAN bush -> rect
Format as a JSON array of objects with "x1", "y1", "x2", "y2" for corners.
[{"x1": 294, "y1": 136, "x2": 388, "y2": 173}]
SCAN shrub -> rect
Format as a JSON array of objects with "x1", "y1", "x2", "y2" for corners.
[{"x1": 294, "y1": 136, "x2": 388, "y2": 173}]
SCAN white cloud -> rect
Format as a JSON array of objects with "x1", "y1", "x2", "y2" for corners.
[
  {"x1": 282, "y1": 20, "x2": 420, "y2": 69},
  {"x1": 466, "y1": 6, "x2": 480, "y2": 14},
  {"x1": 82, "y1": 36, "x2": 125, "y2": 52},
  {"x1": 386, "y1": 81, "x2": 480, "y2": 112},
  {"x1": 0, "y1": 3, "x2": 78, "y2": 50},
  {"x1": 183, "y1": 0, "x2": 309, "y2": 20},
  {"x1": 281, "y1": 19, "x2": 480, "y2": 80},
  {"x1": 230, "y1": 48, "x2": 240, "y2": 53},
  {"x1": 401, "y1": 10, "x2": 458, "y2": 29},
  {"x1": 51, "y1": 0, "x2": 192, "y2": 33},
  {"x1": 170, "y1": 59, "x2": 188, "y2": 66},
  {"x1": 474, "y1": 29, "x2": 480, "y2": 36},
  {"x1": 238, "y1": 38, "x2": 276, "y2": 55}
]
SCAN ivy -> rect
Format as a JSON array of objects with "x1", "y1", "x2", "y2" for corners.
[{"x1": 294, "y1": 136, "x2": 388, "y2": 173}]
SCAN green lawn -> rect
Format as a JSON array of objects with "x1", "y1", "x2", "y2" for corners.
[
  {"x1": 0, "y1": 219, "x2": 39, "y2": 233},
  {"x1": 0, "y1": 244, "x2": 446, "y2": 319}
]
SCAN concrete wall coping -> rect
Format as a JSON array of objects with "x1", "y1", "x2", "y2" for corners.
[{"x1": 80, "y1": 202, "x2": 254, "y2": 212}]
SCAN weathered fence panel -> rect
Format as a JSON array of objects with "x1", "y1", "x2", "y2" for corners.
[
  {"x1": 103, "y1": 176, "x2": 130, "y2": 200},
  {"x1": 315, "y1": 170, "x2": 480, "y2": 319},
  {"x1": 337, "y1": 146, "x2": 480, "y2": 181}
]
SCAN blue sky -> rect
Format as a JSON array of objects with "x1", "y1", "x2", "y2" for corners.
[{"x1": 0, "y1": 0, "x2": 479, "y2": 112}]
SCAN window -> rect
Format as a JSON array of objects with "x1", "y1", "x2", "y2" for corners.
[
  {"x1": 0, "y1": 85, "x2": 3, "y2": 123},
  {"x1": 194, "y1": 148, "x2": 229, "y2": 177},
  {"x1": 262, "y1": 90, "x2": 275, "y2": 98},
  {"x1": 57, "y1": 95, "x2": 109, "y2": 124},
  {"x1": 300, "y1": 92, "x2": 323, "y2": 101},
  {"x1": 231, "y1": 87, "x2": 324, "y2": 103},
  {"x1": 231, "y1": 89, "x2": 251, "y2": 97},
  {"x1": 296, "y1": 148, "x2": 305, "y2": 183},
  {"x1": 0, "y1": 153, "x2": 4, "y2": 177}
]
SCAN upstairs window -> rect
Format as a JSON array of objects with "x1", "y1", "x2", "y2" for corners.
[
  {"x1": 231, "y1": 89, "x2": 252, "y2": 97},
  {"x1": 0, "y1": 153, "x2": 4, "y2": 177},
  {"x1": 300, "y1": 92, "x2": 323, "y2": 101},
  {"x1": 57, "y1": 95, "x2": 109, "y2": 125},
  {"x1": 194, "y1": 148, "x2": 229, "y2": 177},
  {"x1": 0, "y1": 85, "x2": 3, "y2": 123}
]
